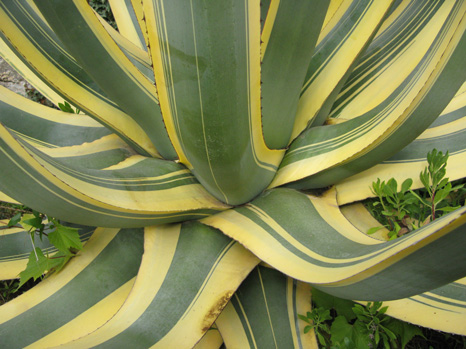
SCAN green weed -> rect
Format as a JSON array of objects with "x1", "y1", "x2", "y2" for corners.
[{"x1": 367, "y1": 149, "x2": 465, "y2": 240}]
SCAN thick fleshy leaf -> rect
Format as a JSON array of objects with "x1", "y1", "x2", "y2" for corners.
[
  {"x1": 336, "y1": 82, "x2": 466, "y2": 204},
  {"x1": 0, "y1": 0, "x2": 158, "y2": 157},
  {"x1": 0, "y1": 219, "x2": 94, "y2": 280},
  {"x1": 292, "y1": 0, "x2": 393, "y2": 135},
  {"x1": 260, "y1": 0, "x2": 329, "y2": 149},
  {"x1": 340, "y1": 203, "x2": 466, "y2": 336},
  {"x1": 0, "y1": 87, "x2": 111, "y2": 148},
  {"x1": 203, "y1": 188, "x2": 466, "y2": 300},
  {"x1": 0, "y1": 228, "x2": 144, "y2": 347},
  {"x1": 108, "y1": 0, "x2": 147, "y2": 50},
  {"x1": 143, "y1": 0, "x2": 284, "y2": 204},
  {"x1": 382, "y1": 277, "x2": 466, "y2": 336},
  {"x1": 216, "y1": 265, "x2": 317, "y2": 348},
  {"x1": 34, "y1": 0, "x2": 177, "y2": 159},
  {"x1": 0, "y1": 122, "x2": 228, "y2": 228},
  {"x1": 272, "y1": 1, "x2": 466, "y2": 189},
  {"x1": 44, "y1": 222, "x2": 258, "y2": 348}
]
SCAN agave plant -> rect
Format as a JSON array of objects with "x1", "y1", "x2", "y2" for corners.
[{"x1": 0, "y1": 0, "x2": 466, "y2": 347}]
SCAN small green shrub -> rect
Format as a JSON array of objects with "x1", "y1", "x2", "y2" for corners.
[
  {"x1": 367, "y1": 149, "x2": 465, "y2": 240},
  {"x1": 300, "y1": 288, "x2": 423, "y2": 348}
]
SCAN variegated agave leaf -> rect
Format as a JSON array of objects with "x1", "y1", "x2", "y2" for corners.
[{"x1": 0, "y1": 0, "x2": 466, "y2": 347}]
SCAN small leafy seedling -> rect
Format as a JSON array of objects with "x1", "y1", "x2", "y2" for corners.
[
  {"x1": 369, "y1": 178, "x2": 418, "y2": 239},
  {"x1": 367, "y1": 149, "x2": 464, "y2": 240},
  {"x1": 410, "y1": 149, "x2": 463, "y2": 221},
  {"x1": 298, "y1": 307, "x2": 332, "y2": 347},
  {"x1": 301, "y1": 288, "x2": 424, "y2": 348},
  {"x1": 58, "y1": 101, "x2": 80, "y2": 114},
  {"x1": 8, "y1": 212, "x2": 83, "y2": 290}
]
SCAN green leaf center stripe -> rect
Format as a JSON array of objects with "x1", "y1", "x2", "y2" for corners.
[
  {"x1": 431, "y1": 106, "x2": 466, "y2": 127},
  {"x1": 188, "y1": 0, "x2": 228, "y2": 203},
  {"x1": 257, "y1": 267, "x2": 279, "y2": 348},
  {"x1": 146, "y1": 0, "x2": 283, "y2": 204},
  {"x1": 241, "y1": 203, "x2": 403, "y2": 267},
  {"x1": 300, "y1": 0, "x2": 373, "y2": 94},
  {"x1": 231, "y1": 294, "x2": 259, "y2": 348},
  {"x1": 0, "y1": 2, "x2": 119, "y2": 108}
]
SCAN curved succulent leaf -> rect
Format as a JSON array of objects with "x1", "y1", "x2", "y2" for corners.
[
  {"x1": 216, "y1": 265, "x2": 317, "y2": 348},
  {"x1": 0, "y1": 228, "x2": 144, "y2": 347},
  {"x1": 382, "y1": 277, "x2": 466, "y2": 336},
  {"x1": 31, "y1": 222, "x2": 258, "y2": 348},
  {"x1": 0, "y1": 87, "x2": 111, "y2": 148},
  {"x1": 337, "y1": 82, "x2": 466, "y2": 204},
  {"x1": 143, "y1": 0, "x2": 284, "y2": 204},
  {"x1": 292, "y1": 0, "x2": 393, "y2": 135},
  {"x1": 203, "y1": 188, "x2": 466, "y2": 300},
  {"x1": 342, "y1": 202, "x2": 466, "y2": 336},
  {"x1": 0, "y1": 120, "x2": 228, "y2": 227},
  {"x1": 0, "y1": 0, "x2": 159, "y2": 157},
  {"x1": 0, "y1": 37, "x2": 63, "y2": 106},
  {"x1": 260, "y1": 0, "x2": 329, "y2": 149},
  {"x1": 34, "y1": 0, "x2": 177, "y2": 159},
  {"x1": 273, "y1": 1, "x2": 466, "y2": 189}
]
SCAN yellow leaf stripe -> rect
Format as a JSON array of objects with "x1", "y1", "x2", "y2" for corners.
[
  {"x1": 292, "y1": 0, "x2": 393, "y2": 136},
  {"x1": 336, "y1": 84, "x2": 466, "y2": 205},
  {"x1": 338, "y1": 203, "x2": 466, "y2": 335},
  {"x1": 203, "y1": 188, "x2": 466, "y2": 300},
  {"x1": 0, "y1": 228, "x2": 119, "y2": 325},
  {"x1": 0, "y1": 1, "x2": 159, "y2": 157},
  {"x1": 271, "y1": 2, "x2": 466, "y2": 188},
  {"x1": 108, "y1": 0, "x2": 146, "y2": 50},
  {"x1": 0, "y1": 124, "x2": 228, "y2": 227},
  {"x1": 43, "y1": 224, "x2": 258, "y2": 348},
  {"x1": 0, "y1": 36, "x2": 63, "y2": 106},
  {"x1": 382, "y1": 277, "x2": 466, "y2": 336}
]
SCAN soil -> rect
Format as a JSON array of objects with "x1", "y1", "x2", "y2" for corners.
[{"x1": 0, "y1": 57, "x2": 31, "y2": 97}]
